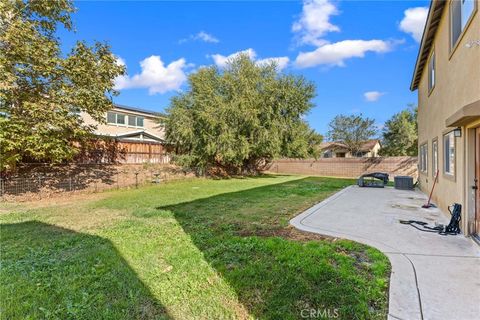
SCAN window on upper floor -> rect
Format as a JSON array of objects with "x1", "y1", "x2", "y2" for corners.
[
  {"x1": 107, "y1": 111, "x2": 125, "y2": 125},
  {"x1": 450, "y1": 0, "x2": 476, "y2": 50},
  {"x1": 128, "y1": 115, "x2": 144, "y2": 127},
  {"x1": 107, "y1": 111, "x2": 145, "y2": 127},
  {"x1": 67, "y1": 106, "x2": 81, "y2": 118},
  {"x1": 107, "y1": 111, "x2": 116, "y2": 124},
  {"x1": 428, "y1": 50, "x2": 435, "y2": 92},
  {"x1": 116, "y1": 113, "x2": 125, "y2": 125}
]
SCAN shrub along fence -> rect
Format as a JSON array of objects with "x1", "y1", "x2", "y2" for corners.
[{"x1": 266, "y1": 157, "x2": 418, "y2": 179}]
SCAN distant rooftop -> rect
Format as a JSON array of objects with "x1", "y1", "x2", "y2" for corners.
[
  {"x1": 320, "y1": 139, "x2": 381, "y2": 152},
  {"x1": 114, "y1": 104, "x2": 167, "y2": 117}
]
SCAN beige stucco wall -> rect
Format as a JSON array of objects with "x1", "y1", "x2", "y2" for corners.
[
  {"x1": 417, "y1": 1, "x2": 480, "y2": 233},
  {"x1": 369, "y1": 142, "x2": 381, "y2": 157},
  {"x1": 81, "y1": 107, "x2": 165, "y2": 139}
]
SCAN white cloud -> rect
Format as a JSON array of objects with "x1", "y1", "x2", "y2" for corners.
[
  {"x1": 115, "y1": 56, "x2": 126, "y2": 66},
  {"x1": 295, "y1": 40, "x2": 392, "y2": 68},
  {"x1": 364, "y1": 91, "x2": 386, "y2": 102},
  {"x1": 179, "y1": 31, "x2": 220, "y2": 44},
  {"x1": 256, "y1": 57, "x2": 290, "y2": 70},
  {"x1": 292, "y1": 0, "x2": 340, "y2": 46},
  {"x1": 196, "y1": 31, "x2": 220, "y2": 43},
  {"x1": 210, "y1": 49, "x2": 256, "y2": 68},
  {"x1": 114, "y1": 55, "x2": 188, "y2": 95},
  {"x1": 290, "y1": 0, "x2": 401, "y2": 70},
  {"x1": 114, "y1": 74, "x2": 130, "y2": 90},
  {"x1": 210, "y1": 49, "x2": 289, "y2": 70},
  {"x1": 399, "y1": 7, "x2": 428, "y2": 42}
]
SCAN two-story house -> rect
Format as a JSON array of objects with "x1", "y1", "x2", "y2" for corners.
[
  {"x1": 80, "y1": 104, "x2": 168, "y2": 163},
  {"x1": 81, "y1": 104, "x2": 166, "y2": 143},
  {"x1": 411, "y1": 0, "x2": 479, "y2": 238}
]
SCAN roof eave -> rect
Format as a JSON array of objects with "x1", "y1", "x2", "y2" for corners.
[
  {"x1": 116, "y1": 130, "x2": 165, "y2": 141},
  {"x1": 410, "y1": 0, "x2": 447, "y2": 91},
  {"x1": 113, "y1": 104, "x2": 168, "y2": 118}
]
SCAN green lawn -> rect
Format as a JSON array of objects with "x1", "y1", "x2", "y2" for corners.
[{"x1": 0, "y1": 175, "x2": 390, "y2": 319}]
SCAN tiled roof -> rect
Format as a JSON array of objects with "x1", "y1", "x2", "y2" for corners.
[{"x1": 114, "y1": 104, "x2": 167, "y2": 117}]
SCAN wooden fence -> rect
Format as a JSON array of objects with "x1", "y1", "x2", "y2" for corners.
[
  {"x1": 75, "y1": 139, "x2": 170, "y2": 164},
  {"x1": 116, "y1": 141, "x2": 170, "y2": 164}
]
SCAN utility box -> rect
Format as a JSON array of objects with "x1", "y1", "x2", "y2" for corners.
[{"x1": 394, "y1": 176, "x2": 414, "y2": 190}]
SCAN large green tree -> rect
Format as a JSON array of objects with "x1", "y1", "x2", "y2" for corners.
[
  {"x1": 165, "y1": 54, "x2": 320, "y2": 175},
  {"x1": 380, "y1": 106, "x2": 418, "y2": 156},
  {"x1": 0, "y1": 0, "x2": 124, "y2": 171},
  {"x1": 327, "y1": 114, "x2": 377, "y2": 155}
]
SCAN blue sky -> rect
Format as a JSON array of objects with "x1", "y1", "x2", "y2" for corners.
[{"x1": 61, "y1": 0, "x2": 430, "y2": 135}]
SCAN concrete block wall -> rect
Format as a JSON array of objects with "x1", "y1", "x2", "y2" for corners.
[{"x1": 267, "y1": 157, "x2": 418, "y2": 179}]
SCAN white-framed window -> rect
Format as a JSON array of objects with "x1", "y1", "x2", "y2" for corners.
[
  {"x1": 444, "y1": 131, "x2": 455, "y2": 175},
  {"x1": 428, "y1": 51, "x2": 435, "y2": 92},
  {"x1": 128, "y1": 115, "x2": 144, "y2": 127},
  {"x1": 420, "y1": 143, "x2": 428, "y2": 173},
  {"x1": 451, "y1": 0, "x2": 476, "y2": 49},
  {"x1": 107, "y1": 111, "x2": 116, "y2": 124},
  {"x1": 432, "y1": 139, "x2": 438, "y2": 176},
  {"x1": 107, "y1": 111, "x2": 126, "y2": 125},
  {"x1": 107, "y1": 112, "x2": 144, "y2": 127}
]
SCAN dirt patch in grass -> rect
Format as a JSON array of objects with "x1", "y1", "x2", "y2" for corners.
[
  {"x1": 0, "y1": 192, "x2": 126, "y2": 231},
  {"x1": 1, "y1": 191, "x2": 110, "y2": 210},
  {"x1": 237, "y1": 225, "x2": 335, "y2": 242},
  {"x1": 220, "y1": 291, "x2": 251, "y2": 320}
]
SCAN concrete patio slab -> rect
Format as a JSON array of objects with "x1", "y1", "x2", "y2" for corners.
[{"x1": 290, "y1": 186, "x2": 480, "y2": 320}]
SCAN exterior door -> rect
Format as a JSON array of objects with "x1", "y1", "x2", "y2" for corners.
[{"x1": 476, "y1": 128, "x2": 480, "y2": 236}]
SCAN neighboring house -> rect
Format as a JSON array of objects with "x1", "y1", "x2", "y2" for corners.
[
  {"x1": 411, "y1": 0, "x2": 479, "y2": 238},
  {"x1": 80, "y1": 104, "x2": 169, "y2": 163},
  {"x1": 320, "y1": 140, "x2": 381, "y2": 158},
  {"x1": 81, "y1": 104, "x2": 166, "y2": 143}
]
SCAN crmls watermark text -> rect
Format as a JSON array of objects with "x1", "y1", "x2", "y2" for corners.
[
  {"x1": 465, "y1": 39, "x2": 480, "y2": 48},
  {"x1": 300, "y1": 308, "x2": 339, "y2": 318}
]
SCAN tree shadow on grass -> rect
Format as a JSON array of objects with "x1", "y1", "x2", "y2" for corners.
[
  {"x1": 0, "y1": 221, "x2": 169, "y2": 320},
  {"x1": 155, "y1": 177, "x2": 389, "y2": 319}
]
